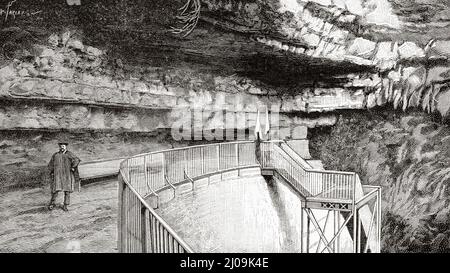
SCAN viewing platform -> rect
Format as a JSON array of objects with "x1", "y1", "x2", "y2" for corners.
[{"x1": 118, "y1": 140, "x2": 381, "y2": 253}]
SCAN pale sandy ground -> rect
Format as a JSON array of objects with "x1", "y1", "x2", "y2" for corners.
[{"x1": 0, "y1": 180, "x2": 118, "y2": 253}]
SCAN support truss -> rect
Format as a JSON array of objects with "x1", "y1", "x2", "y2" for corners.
[{"x1": 300, "y1": 186, "x2": 381, "y2": 253}]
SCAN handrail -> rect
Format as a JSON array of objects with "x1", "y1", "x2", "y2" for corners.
[
  {"x1": 118, "y1": 139, "x2": 377, "y2": 253},
  {"x1": 273, "y1": 143, "x2": 356, "y2": 176},
  {"x1": 123, "y1": 139, "x2": 357, "y2": 204},
  {"x1": 279, "y1": 142, "x2": 313, "y2": 169},
  {"x1": 273, "y1": 143, "x2": 309, "y2": 168},
  {"x1": 124, "y1": 140, "x2": 284, "y2": 161},
  {"x1": 124, "y1": 140, "x2": 255, "y2": 160},
  {"x1": 119, "y1": 170, "x2": 194, "y2": 253},
  {"x1": 119, "y1": 141, "x2": 259, "y2": 253},
  {"x1": 305, "y1": 169, "x2": 355, "y2": 175},
  {"x1": 265, "y1": 142, "x2": 356, "y2": 201}
]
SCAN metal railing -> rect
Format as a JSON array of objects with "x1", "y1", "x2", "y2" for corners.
[
  {"x1": 118, "y1": 141, "x2": 258, "y2": 253},
  {"x1": 260, "y1": 141, "x2": 381, "y2": 253},
  {"x1": 118, "y1": 140, "x2": 380, "y2": 253},
  {"x1": 118, "y1": 173, "x2": 193, "y2": 253},
  {"x1": 261, "y1": 141, "x2": 356, "y2": 201}
]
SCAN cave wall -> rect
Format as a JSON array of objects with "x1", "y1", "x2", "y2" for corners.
[
  {"x1": 309, "y1": 110, "x2": 450, "y2": 252},
  {"x1": 0, "y1": 30, "x2": 345, "y2": 191}
]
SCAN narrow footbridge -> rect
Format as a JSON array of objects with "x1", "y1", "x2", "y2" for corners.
[{"x1": 118, "y1": 140, "x2": 381, "y2": 253}]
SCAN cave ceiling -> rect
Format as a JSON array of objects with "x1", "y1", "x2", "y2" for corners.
[{"x1": 1, "y1": 0, "x2": 450, "y2": 88}]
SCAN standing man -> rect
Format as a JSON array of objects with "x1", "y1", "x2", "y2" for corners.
[{"x1": 48, "y1": 140, "x2": 81, "y2": 212}]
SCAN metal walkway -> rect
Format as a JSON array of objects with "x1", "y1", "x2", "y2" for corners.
[
  {"x1": 260, "y1": 141, "x2": 381, "y2": 253},
  {"x1": 117, "y1": 140, "x2": 381, "y2": 253}
]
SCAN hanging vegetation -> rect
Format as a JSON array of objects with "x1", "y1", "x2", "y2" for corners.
[{"x1": 170, "y1": 0, "x2": 201, "y2": 37}]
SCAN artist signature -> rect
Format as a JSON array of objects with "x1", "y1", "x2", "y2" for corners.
[{"x1": 0, "y1": 0, "x2": 42, "y2": 22}]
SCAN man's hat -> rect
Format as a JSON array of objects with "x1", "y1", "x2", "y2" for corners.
[{"x1": 58, "y1": 140, "x2": 69, "y2": 145}]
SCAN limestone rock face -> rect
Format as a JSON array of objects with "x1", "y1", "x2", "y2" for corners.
[
  {"x1": 348, "y1": 38, "x2": 377, "y2": 58},
  {"x1": 398, "y1": 42, "x2": 426, "y2": 60},
  {"x1": 2, "y1": 0, "x2": 450, "y2": 119},
  {"x1": 310, "y1": 111, "x2": 450, "y2": 252},
  {"x1": 0, "y1": 32, "x2": 349, "y2": 190},
  {"x1": 0, "y1": 30, "x2": 374, "y2": 133},
  {"x1": 204, "y1": 1, "x2": 450, "y2": 118}
]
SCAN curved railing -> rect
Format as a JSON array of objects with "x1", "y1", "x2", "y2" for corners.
[
  {"x1": 118, "y1": 141, "x2": 259, "y2": 253},
  {"x1": 118, "y1": 140, "x2": 380, "y2": 253}
]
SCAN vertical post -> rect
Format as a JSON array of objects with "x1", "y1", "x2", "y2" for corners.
[
  {"x1": 336, "y1": 211, "x2": 341, "y2": 253},
  {"x1": 122, "y1": 182, "x2": 128, "y2": 253},
  {"x1": 333, "y1": 211, "x2": 337, "y2": 253},
  {"x1": 217, "y1": 144, "x2": 221, "y2": 171},
  {"x1": 357, "y1": 209, "x2": 361, "y2": 253},
  {"x1": 118, "y1": 173, "x2": 124, "y2": 253},
  {"x1": 183, "y1": 149, "x2": 188, "y2": 178},
  {"x1": 258, "y1": 141, "x2": 262, "y2": 167},
  {"x1": 201, "y1": 147, "x2": 205, "y2": 175},
  {"x1": 300, "y1": 206, "x2": 304, "y2": 253},
  {"x1": 149, "y1": 215, "x2": 155, "y2": 253},
  {"x1": 353, "y1": 210, "x2": 358, "y2": 253},
  {"x1": 127, "y1": 159, "x2": 130, "y2": 184},
  {"x1": 144, "y1": 155, "x2": 148, "y2": 193},
  {"x1": 162, "y1": 153, "x2": 166, "y2": 188},
  {"x1": 141, "y1": 207, "x2": 148, "y2": 253},
  {"x1": 236, "y1": 143, "x2": 239, "y2": 168},
  {"x1": 306, "y1": 211, "x2": 310, "y2": 253},
  {"x1": 377, "y1": 189, "x2": 381, "y2": 253},
  {"x1": 352, "y1": 174, "x2": 357, "y2": 253},
  {"x1": 130, "y1": 194, "x2": 135, "y2": 252}
]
